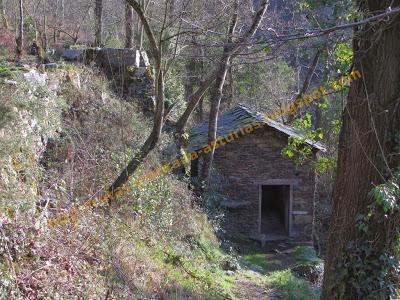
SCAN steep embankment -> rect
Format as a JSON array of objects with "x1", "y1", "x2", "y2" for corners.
[
  {"x1": 0, "y1": 61, "x2": 242, "y2": 299},
  {"x1": 0, "y1": 61, "x2": 320, "y2": 299}
]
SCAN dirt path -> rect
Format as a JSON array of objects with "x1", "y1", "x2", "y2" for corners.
[
  {"x1": 231, "y1": 241, "x2": 311, "y2": 299},
  {"x1": 234, "y1": 278, "x2": 279, "y2": 299}
]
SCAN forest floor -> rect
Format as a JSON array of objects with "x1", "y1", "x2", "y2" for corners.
[{"x1": 230, "y1": 241, "x2": 322, "y2": 299}]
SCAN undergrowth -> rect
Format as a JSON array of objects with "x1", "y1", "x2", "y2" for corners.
[
  {"x1": 294, "y1": 245, "x2": 322, "y2": 266},
  {"x1": 263, "y1": 269, "x2": 319, "y2": 300},
  {"x1": 0, "y1": 61, "x2": 324, "y2": 300},
  {"x1": 0, "y1": 63, "x2": 239, "y2": 299}
]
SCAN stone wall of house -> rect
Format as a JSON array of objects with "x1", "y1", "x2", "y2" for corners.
[{"x1": 212, "y1": 127, "x2": 316, "y2": 241}]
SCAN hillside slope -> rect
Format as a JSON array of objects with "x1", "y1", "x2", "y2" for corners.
[{"x1": 0, "y1": 61, "x2": 319, "y2": 299}]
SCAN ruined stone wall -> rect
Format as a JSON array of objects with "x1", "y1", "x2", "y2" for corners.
[
  {"x1": 63, "y1": 48, "x2": 155, "y2": 111},
  {"x1": 212, "y1": 127, "x2": 316, "y2": 241}
]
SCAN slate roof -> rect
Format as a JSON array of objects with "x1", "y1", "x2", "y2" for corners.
[{"x1": 186, "y1": 105, "x2": 326, "y2": 153}]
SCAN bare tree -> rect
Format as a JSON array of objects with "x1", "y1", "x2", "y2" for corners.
[
  {"x1": 125, "y1": 3, "x2": 134, "y2": 48},
  {"x1": 108, "y1": 0, "x2": 165, "y2": 195},
  {"x1": 107, "y1": 0, "x2": 274, "y2": 195},
  {"x1": 108, "y1": 0, "x2": 236, "y2": 195},
  {"x1": 0, "y1": 0, "x2": 9, "y2": 28},
  {"x1": 286, "y1": 48, "x2": 323, "y2": 124},
  {"x1": 201, "y1": 0, "x2": 269, "y2": 180},
  {"x1": 16, "y1": 0, "x2": 23, "y2": 57},
  {"x1": 42, "y1": 0, "x2": 47, "y2": 51},
  {"x1": 201, "y1": 0, "x2": 239, "y2": 180},
  {"x1": 94, "y1": 0, "x2": 103, "y2": 46}
]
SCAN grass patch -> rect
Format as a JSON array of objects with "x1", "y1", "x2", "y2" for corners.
[
  {"x1": 294, "y1": 246, "x2": 322, "y2": 266},
  {"x1": 241, "y1": 253, "x2": 272, "y2": 274},
  {"x1": 264, "y1": 269, "x2": 318, "y2": 300}
]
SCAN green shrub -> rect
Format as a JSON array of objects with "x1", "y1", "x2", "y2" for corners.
[
  {"x1": 105, "y1": 36, "x2": 124, "y2": 48},
  {"x1": 294, "y1": 246, "x2": 322, "y2": 266},
  {"x1": 264, "y1": 269, "x2": 318, "y2": 300},
  {"x1": 0, "y1": 60, "x2": 12, "y2": 78}
]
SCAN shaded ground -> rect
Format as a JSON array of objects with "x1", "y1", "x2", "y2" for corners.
[
  {"x1": 235, "y1": 278, "x2": 279, "y2": 299},
  {"x1": 230, "y1": 240, "x2": 321, "y2": 299}
]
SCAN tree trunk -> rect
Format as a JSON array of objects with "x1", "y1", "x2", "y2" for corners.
[
  {"x1": 53, "y1": 0, "x2": 58, "y2": 44},
  {"x1": 108, "y1": 0, "x2": 164, "y2": 195},
  {"x1": 16, "y1": 0, "x2": 23, "y2": 57},
  {"x1": 200, "y1": 55, "x2": 232, "y2": 180},
  {"x1": 184, "y1": 53, "x2": 195, "y2": 105},
  {"x1": 175, "y1": 0, "x2": 269, "y2": 135},
  {"x1": 94, "y1": 0, "x2": 103, "y2": 46},
  {"x1": 286, "y1": 48, "x2": 322, "y2": 124},
  {"x1": 125, "y1": 3, "x2": 134, "y2": 48},
  {"x1": 201, "y1": 0, "x2": 239, "y2": 180},
  {"x1": 227, "y1": 65, "x2": 234, "y2": 108},
  {"x1": 61, "y1": 0, "x2": 64, "y2": 27},
  {"x1": 201, "y1": 0, "x2": 269, "y2": 180},
  {"x1": 109, "y1": 0, "x2": 269, "y2": 194},
  {"x1": 0, "y1": 0, "x2": 9, "y2": 29},
  {"x1": 175, "y1": 75, "x2": 216, "y2": 134},
  {"x1": 43, "y1": 0, "x2": 47, "y2": 51},
  {"x1": 184, "y1": 37, "x2": 204, "y2": 115},
  {"x1": 321, "y1": 1, "x2": 400, "y2": 299}
]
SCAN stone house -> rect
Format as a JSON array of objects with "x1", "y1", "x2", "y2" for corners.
[{"x1": 187, "y1": 105, "x2": 325, "y2": 242}]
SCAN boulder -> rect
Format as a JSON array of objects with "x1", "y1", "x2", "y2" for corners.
[
  {"x1": 291, "y1": 263, "x2": 324, "y2": 283},
  {"x1": 23, "y1": 70, "x2": 47, "y2": 86}
]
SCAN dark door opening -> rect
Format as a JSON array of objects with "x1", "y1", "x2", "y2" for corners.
[{"x1": 260, "y1": 185, "x2": 290, "y2": 237}]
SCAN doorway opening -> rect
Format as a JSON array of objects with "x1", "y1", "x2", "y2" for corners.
[{"x1": 260, "y1": 185, "x2": 290, "y2": 238}]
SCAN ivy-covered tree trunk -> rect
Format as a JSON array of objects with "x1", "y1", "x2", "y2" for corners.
[{"x1": 321, "y1": 1, "x2": 400, "y2": 299}]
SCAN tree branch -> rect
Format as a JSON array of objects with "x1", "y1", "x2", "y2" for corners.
[{"x1": 126, "y1": 0, "x2": 160, "y2": 63}]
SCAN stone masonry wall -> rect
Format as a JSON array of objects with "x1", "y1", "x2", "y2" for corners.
[
  {"x1": 212, "y1": 127, "x2": 316, "y2": 241},
  {"x1": 63, "y1": 48, "x2": 155, "y2": 111}
]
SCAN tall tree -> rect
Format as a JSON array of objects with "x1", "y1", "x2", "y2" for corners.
[
  {"x1": 108, "y1": 0, "x2": 170, "y2": 195},
  {"x1": 321, "y1": 1, "x2": 400, "y2": 299},
  {"x1": 201, "y1": 0, "x2": 239, "y2": 180},
  {"x1": 43, "y1": 0, "x2": 47, "y2": 51},
  {"x1": 16, "y1": 0, "x2": 23, "y2": 57},
  {"x1": 94, "y1": 0, "x2": 103, "y2": 46},
  {"x1": 201, "y1": 0, "x2": 269, "y2": 180},
  {"x1": 108, "y1": 0, "x2": 273, "y2": 195},
  {"x1": 125, "y1": 3, "x2": 134, "y2": 48},
  {"x1": 0, "y1": 0, "x2": 8, "y2": 28}
]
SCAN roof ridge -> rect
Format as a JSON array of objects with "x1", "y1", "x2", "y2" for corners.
[{"x1": 187, "y1": 104, "x2": 326, "y2": 152}]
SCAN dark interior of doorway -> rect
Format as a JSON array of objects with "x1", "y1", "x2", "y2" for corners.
[{"x1": 261, "y1": 185, "x2": 290, "y2": 238}]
